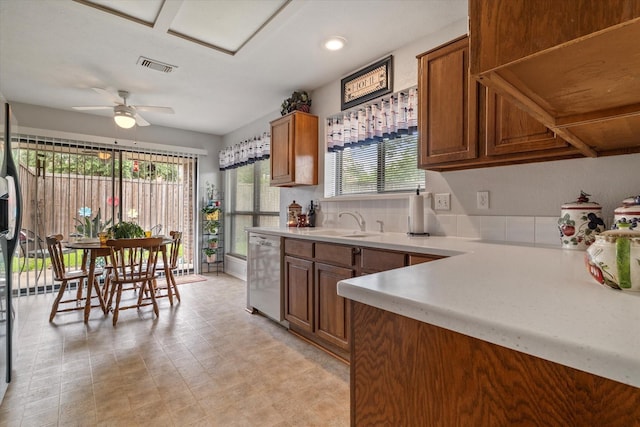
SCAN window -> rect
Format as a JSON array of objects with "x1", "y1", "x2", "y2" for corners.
[
  {"x1": 227, "y1": 160, "x2": 279, "y2": 258},
  {"x1": 325, "y1": 133, "x2": 425, "y2": 197},
  {"x1": 325, "y1": 87, "x2": 425, "y2": 197}
]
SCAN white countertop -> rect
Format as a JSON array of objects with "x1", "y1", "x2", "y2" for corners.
[{"x1": 247, "y1": 227, "x2": 640, "y2": 388}]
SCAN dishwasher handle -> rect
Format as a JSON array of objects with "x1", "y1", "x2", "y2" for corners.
[{"x1": 249, "y1": 234, "x2": 281, "y2": 248}]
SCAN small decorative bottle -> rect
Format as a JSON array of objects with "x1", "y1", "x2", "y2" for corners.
[{"x1": 308, "y1": 201, "x2": 316, "y2": 228}]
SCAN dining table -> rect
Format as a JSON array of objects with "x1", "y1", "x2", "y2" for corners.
[{"x1": 65, "y1": 236, "x2": 177, "y2": 323}]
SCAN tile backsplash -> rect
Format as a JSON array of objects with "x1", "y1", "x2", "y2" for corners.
[{"x1": 318, "y1": 198, "x2": 561, "y2": 246}]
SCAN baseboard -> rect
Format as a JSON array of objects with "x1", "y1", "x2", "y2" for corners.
[{"x1": 224, "y1": 254, "x2": 246, "y2": 281}]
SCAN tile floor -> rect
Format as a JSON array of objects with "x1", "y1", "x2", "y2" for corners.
[{"x1": 0, "y1": 274, "x2": 349, "y2": 426}]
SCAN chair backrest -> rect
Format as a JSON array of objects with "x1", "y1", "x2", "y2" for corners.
[
  {"x1": 107, "y1": 237, "x2": 163, "y2": 283},
  {"x1": 46, "y1": 234, "x2": 66, "y2": 281},
  {"x1": 168, "y1": 231, "x2": 182, "y2": 270},
  {"x1": 21, "y1": 229, "x2": 45, "y2": 255}
]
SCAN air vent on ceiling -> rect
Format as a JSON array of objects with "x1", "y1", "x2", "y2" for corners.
[{"x1": 136, "y1": 56, "x2": 178, "y2": 73}]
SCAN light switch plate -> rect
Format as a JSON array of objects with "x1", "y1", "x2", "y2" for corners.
[
  {"x1": 435, "y1": 193, "x2": 450, "y2": 210},
  {"x1": 477, "y1": 191, "x2": 489, "y2": 210}
]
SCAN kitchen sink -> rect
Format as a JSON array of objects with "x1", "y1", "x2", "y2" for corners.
[{"x1": 305, "y1": 229, "x2": 374, "y2": 238}]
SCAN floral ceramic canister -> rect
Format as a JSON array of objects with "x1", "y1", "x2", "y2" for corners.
[
  {"x1": 612, "y1": 195, "x2": 640, "y2": 230},
  {"x1": 558, "y1": 191, "x2": 606, "y2": 250},
  {"x1": 585, "y1": 224, "x2": 640, "y2": 291}
]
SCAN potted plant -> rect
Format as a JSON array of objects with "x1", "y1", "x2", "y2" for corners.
[
  {"x1": 204, "y1": 220, "x2": 220, "y2": 234},
  {"x1": 280, "y1": 90, "x2": 312, "y2": 115},
  {"x1": 201, "y1": 204, "x2": 220, "y2": 221},
  {"x1": 107, "y1": 221, "x2": 145, "y2": 239},
  {"x1": 208, "y1": 238, "x2": 218, "y2": 248},
  {"x1": 74, "y1": 208, "x2": 113, "y2": 238},
  {"x1": 204, "y1": 248, "x2": 217, "y2": 263}
]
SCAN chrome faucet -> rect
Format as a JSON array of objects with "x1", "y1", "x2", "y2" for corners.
[{"x1": 339, "y1": 211, "x2": 366, "y2": 232}]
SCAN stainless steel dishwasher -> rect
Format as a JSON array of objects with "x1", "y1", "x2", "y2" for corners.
[{"x1": 247, "y1": 232, "x2": 285, "y2": 324}]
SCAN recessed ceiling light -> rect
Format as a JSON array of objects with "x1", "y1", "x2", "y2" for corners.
[{"x1": 324, "y1": 36, "x2": 346, "y2": 51}]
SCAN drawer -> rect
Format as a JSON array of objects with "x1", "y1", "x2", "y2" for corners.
[
  {"x1": 315, "y1": 243, "x2": 356, "y2": 267},
  {"x1": 361, "y1": 248, "x2": 406, "y2": 273},
  {"x1": 284, "y1": 238, "x2": 314, "y2": 258},
  {"x1": 408, "y1": 253, "x2": 445, "y2": 265}
]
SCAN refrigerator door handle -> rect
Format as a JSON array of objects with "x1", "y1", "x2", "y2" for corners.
[{"x1": 5, "y1": 157, "x2": 22, "y2": 258}]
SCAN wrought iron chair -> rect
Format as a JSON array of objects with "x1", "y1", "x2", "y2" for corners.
[
  {"x1": 46, "y1": 234, "x2": 104, "y2": 322},
  {"x1": 22, "y1": 229, "x2": 74, "y2": 281},
  {"x1": 105, "y1": 237, "x2": 162, "y2": 326}
]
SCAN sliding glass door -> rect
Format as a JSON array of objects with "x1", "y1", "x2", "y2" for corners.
[{"x1": 13, "y1": 135, "x2": 197, "y2": 294}]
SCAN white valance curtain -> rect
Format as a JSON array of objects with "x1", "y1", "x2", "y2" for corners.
[
  {"x1": 219, "y1": 132, "x2": 270, "y2": 171},
  {"x1": 326, "y1": 86, "x2": 417, "y2": 152}
]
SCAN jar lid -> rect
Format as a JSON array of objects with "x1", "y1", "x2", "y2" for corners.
[
  {"x1": 288, "y1": 200, "x2": 301, "y2": 210},
  {"x1": 621, "y1": 195, "x2": 640, "y2": 206},
  {"x1": 615, "y1": 195, "x2": 640, "y2": 214},
  {"x1": 561, "y1": 191, "x2": 601, "y2": 210},
  {"x1": 598, "y1": 223, "x2": 640, "y2": 242}
]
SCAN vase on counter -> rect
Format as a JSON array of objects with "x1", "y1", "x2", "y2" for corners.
[
  {"x1": 585, "y1": 223, "x2": 640, "y2": 291},
  {"x1": 558, "y1": 191, "x2": 605, "y2": 250}
]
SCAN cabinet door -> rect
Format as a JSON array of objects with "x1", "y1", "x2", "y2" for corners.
[
  {"x1": 284, "y1": 255, "x2": 314, "y2": 333},
  {"x1": 484, "y1": 88, "x2": 572, "y2": 156},
  {"x1": 270, "y1": 115, "x2": 295, "y2": 185},
  {"x1": 314, "y1": 262, "x2": 354, "y2": 350},
  {"x1": 418, "y1": 36, "x2": 479, "y2": 166}
]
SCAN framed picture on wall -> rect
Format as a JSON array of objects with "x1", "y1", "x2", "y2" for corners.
[{"x1": 341, "y1": 55, "x2": 393, "y2": 110}]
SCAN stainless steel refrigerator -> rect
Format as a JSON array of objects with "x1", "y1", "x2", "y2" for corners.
[{"x1": 0, "y1": 99, "x2": 23, "y2": 401}]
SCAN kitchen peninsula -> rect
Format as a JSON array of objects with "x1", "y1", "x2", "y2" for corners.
[{"x1": 249, "y1": 227, "x2": 640, "y2": 425}]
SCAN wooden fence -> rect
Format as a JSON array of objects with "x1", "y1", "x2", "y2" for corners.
[{"x1": 18, "y1": 163, "x2": 195, "y2": 266}]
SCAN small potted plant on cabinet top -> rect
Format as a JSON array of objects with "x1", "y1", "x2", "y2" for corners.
[{"x1": 204, "y1": 248, "x2": 217, "y2": 263}]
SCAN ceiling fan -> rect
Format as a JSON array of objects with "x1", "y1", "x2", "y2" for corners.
[{"x1": 72, "y1": 88, "x2": 174, "y2": 129}]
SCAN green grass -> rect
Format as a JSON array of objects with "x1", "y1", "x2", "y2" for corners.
[{"x1": 12, "y1": 249, "x2": 85, "y2": 272}]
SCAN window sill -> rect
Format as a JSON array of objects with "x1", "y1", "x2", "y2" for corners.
[{"x1": 320, "y1": 191, "x2": 432, "y2": 202}]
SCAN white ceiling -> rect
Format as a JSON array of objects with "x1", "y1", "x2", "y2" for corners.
[{"x1": 0, "y1": 0, "x2": 467, "y2": 136}]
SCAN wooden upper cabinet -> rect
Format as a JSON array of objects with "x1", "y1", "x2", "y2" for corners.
[
  {"x1": 417, "y1": 36, "x2": 478, "y2": 166},
  {"x1": 417, "y1": 36, "x2": 582, "y2": 171},
  {"x1": 483, "y1": 87, "x2": 579, "y2": 158},
  {"x1": 270, "y1": 111, "x2": 318, "y2": 187},
  {"x1": 469, "y1": 0, "x2": 640, "y2": 157}
]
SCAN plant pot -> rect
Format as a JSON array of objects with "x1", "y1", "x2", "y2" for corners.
[
  {"x1": 206, "y1": 254, "x2": 217, "y2": 263},
  {"x1": 209, "y1": 242, "x2": 218, "y2": 248}
]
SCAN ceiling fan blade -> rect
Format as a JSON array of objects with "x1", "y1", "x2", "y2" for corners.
[
  {"x1": 134, "y1": 113, "x2": 150, "y2": 127},
  {"x1": 92, "y1": 87, "x2": 120, "y2": 104},
  {"x1": 133, "y1": 105, "x2": 174, "y2": 114},
  {"x1": 72, "y1": 106, "x2": 113, "y2": 110}
]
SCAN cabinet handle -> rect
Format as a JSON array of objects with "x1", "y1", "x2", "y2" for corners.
[{"x1": 353, "y1": 248, "x2": 361, "y2": 255}]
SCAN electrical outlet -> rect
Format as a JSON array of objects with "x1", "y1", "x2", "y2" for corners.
[
  {"x1": 435, "y1": 193, "x2": 450, "y2": 210},
  {"x1": 477, "y1": 191, "x2": 489, "y2": 210}
]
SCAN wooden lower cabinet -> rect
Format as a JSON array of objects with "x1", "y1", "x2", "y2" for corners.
[
  {"x1": 283, "y1": 255, "x2": 314, "y2": 333},
  {"x1": 283, "y1": 238, "x2": 445, "y2": 360},
  {"x1": 360, "y1": 248, "x2": 406, "y2": 274},
  {"x1": 314, "y1": 262, "x2": 354, "y2": 350},
  {"x1": 351, "y1": 301, "x2": 640, "y2": 426}
]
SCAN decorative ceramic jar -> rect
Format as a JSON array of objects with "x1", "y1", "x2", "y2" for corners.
[
  {"x1": 558, "y1": 191, "x2": 605, "y2": 250},
  {"x1": 612, "y1": 195, "x2": 640, "y2": 230},
  {"x1": 287, "y1": 201, "x2": 302, "y2": 227},
  {"x1": 585, "y1": 224, "x2": 640, "y2": 291}
]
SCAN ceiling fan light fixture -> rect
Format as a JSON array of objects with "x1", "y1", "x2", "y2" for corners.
[
  {"x1": 114, "y1": 105, "x2": 136, "y2": 129},
  {"x1": 324, "y1": 36, "x2": 346, "y2": 51}
]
